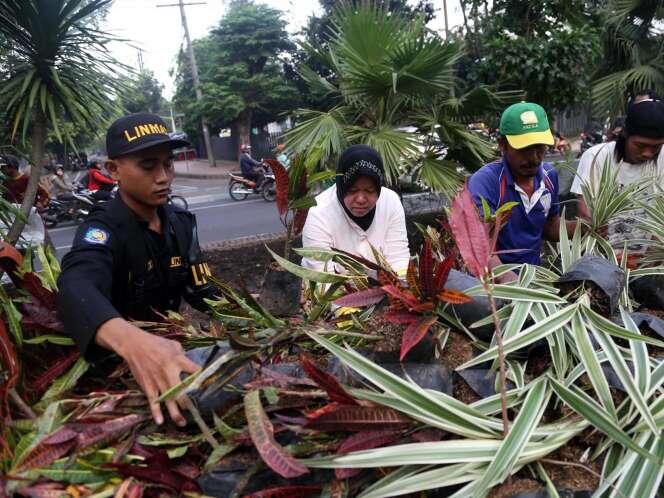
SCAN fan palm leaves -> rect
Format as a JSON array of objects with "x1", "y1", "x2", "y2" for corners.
[
  {"x1": 591, "y1": 0, "x2": 664, "y2": 115},
  {"x1": 285, "y1": 2, "x2": 519, "y2": 197},
  {"x1": 0, "y1": 0, "x2": 124, "y2": 243}
]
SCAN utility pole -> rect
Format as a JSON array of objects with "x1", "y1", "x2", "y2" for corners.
[
  {"x1": 442, "y1": 0, "x2": 449, "y2": 38},
  {"x1": 157, "y1": 1, "x2": 216, "y2": 166},
  {"x1": 137, "y1": 47, "x2": 145, "y2": 73}
]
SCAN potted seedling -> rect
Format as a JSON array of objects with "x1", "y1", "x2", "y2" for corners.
[{"x1": 259, "y1": 149, "x2": 334, "y2": 316}]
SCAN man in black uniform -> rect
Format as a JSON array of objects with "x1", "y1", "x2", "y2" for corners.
[{"x1": 58, "y1": 112, "x2": 216, "y2": 427}]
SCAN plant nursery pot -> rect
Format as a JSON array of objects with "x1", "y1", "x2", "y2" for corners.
[{"x1": 258, "y1": 263, "x2": 302, "y2": 316}]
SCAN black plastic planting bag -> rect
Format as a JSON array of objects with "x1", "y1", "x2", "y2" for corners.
[
  {"x1": 557, "y1": 255, "x2": 625, "y2": 313},
  {"x1": 630, "y1": 274, "x2": 664, "y2": 310},
  {"x1": 185, "y1": 342, "x2": 255, "y2": 417},
  {"x1": 444, "y1": 269, "x2": 497, "y2": 341}
]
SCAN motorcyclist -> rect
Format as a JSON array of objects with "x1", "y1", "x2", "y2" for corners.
[
  {"x1": 239, "y1": 144, "x2": 264, "y2": 189},
  {"x1": 49, "y1": 165, "x2": 76, "y2": 201},
  {"x1": 87, "y1": 159, "x2": 116, "y2": 201}
]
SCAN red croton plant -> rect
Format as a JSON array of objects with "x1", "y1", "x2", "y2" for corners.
[{"x1": 332, "y1": 239, "x2": 472, "y2": 361}]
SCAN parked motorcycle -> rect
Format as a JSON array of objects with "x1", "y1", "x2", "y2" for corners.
[
  {"x1": 579, "y1": 122, "x2": 605, "y2": 156},
  {"x1": 43, "y1": 186, "x2": 96, "y2": 228},
  {"x1": 228, "y1": 165, "x2": 276, "y2": 202}
]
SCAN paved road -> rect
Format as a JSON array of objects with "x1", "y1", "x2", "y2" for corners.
[{"x1": 50, "y1": 197, "x2": 284, "y2": 259}]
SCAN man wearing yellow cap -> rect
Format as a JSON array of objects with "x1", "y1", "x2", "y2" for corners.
[{"x1": 469, "y1": 102, "x2": 574, "y2": 274}]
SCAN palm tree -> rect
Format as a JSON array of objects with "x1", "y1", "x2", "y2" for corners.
[
  {"x1": 0, "y1": 0, "x2": 123, "y2": 244},
  {"x1": 592, "y1": 0, "x2": 664, "y2": 115},
  {"x1": 284, "y1": 2, "x2": 520, "y2": 197}
]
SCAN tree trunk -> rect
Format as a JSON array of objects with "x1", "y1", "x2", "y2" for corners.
[
  {"x1": 237, "y1": 108, "x2": 252, "y2": 148},
  {"x1": 6, "y1": 109, "x2": 47, "y2": 245}
]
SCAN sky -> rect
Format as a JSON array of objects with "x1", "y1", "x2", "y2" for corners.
[{"x1": 104, "y1": 0, "x2": 464, "y2": 98}]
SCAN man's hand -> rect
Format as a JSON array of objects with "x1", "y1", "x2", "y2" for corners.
[{"x1": 96, "y1": 318, "x2": 200, "y2": 426}]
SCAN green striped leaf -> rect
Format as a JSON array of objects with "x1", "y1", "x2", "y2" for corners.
[
  {"x1": 570, "y1": 311, "x2": 616, "y2": 419},
  {"x1": 460, "y1": 304, "x2": 579, "y2": 369},
  {"x1": 473, "y1": 378, "x2": 550, "y2": 497},
  {"x1": 268, "y1": 247, "x2": 356, "y2": 283},
  {"x1": 465, "y1": 284, "x2": 564, "y2": 303},
  {"x1": 587, "y1": 321, "x2": 658, "y2": 433},
  {"x1": 308, "y1": 332, "x2": 497, "y2": 439},
  {"x1": 549, "y1": 377, "x2": 660, "y2": 462}
]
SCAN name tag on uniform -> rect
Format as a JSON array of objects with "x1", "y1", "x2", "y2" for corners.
[{"x1": 170, "y1": 256, "x2": 182, "y2": 268}]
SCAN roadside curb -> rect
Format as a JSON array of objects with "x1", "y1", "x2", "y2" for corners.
[
  {"x1": 186, "y1": 193, "x2": 228, "y2": 206},
  {"x1": 175, "y1": 172, "x2": 231, "y2": 180},
  {"x1": 201, "y1": 231, "x2": 286, "y2": 251}
]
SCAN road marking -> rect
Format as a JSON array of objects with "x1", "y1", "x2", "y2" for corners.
[
  {"x1": 190, "y1": 199, "x2": 264, "y2": 211},
  {"x1": 53, "y1": 198, "x2": 271, "y2": 251}
]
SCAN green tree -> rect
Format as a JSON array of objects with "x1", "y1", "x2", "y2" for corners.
[
  {"x1": 173, "y1": 0, "x2": 298, "y2": 148},
  {"x1": 459, "y1": 0, "x2": 602, "y2": 116},
  {"x1": 285, "y1": 3, "x2": 519, "y2": 196},
  {"x1": 120, "y1": 70, "x2": 165, "y2": 115},
  {"x1": 290, "y1": 0, "x2": 435, "y2": 110},
  {"x1": 0, "y1": 0, "x2": 122, "y2": 243},
  {"x1": 592, "y1": 0, "x2": 664, "y2": 115}
]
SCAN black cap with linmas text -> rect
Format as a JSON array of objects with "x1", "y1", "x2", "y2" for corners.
[
  {"x1": 625, "y1": 99, "x2": 664, "y2": 139},
  {"x1": 106, "y1": 112, "x2": 190, "y2": 159}
]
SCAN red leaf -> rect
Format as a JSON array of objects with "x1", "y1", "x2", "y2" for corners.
[
  {"x1": 383, "y1": 311, "x2": 418, "y2": 324},
  {"x1": 406, "y1": 260, "x2": 421, "y2": 297},
  {"x1": 15, "y1": 440, "x2": 76, "y2": 472},
  {"x1": 300, "y1": 355, "x2": 358, "y2": 405},
  {"x1": 304, "y1": 404, "x2": 412, "y2": 432},
  {"x1": 21, "y1": 273, "x2": 57, "y2": 310},
  {"x1": 0, "y1": 319, "x2": 18, "y2": 448},
  {"x1": 0, "y1": 242, "x2": 23, "y2": 286},
  {"x1": 449, "y1": 184, "x2": 491, "y2": 278},
  {"x1": 410, "y1": 428, "x2": 445, "y2": 442},
  {"x1": 433, "y1": 251, "x2": 457, "y2": 293},
  {"x1": 15, "y1": 482, "x2": 68, "y2": 498},
  {"x1": 291, "y1": 208, "x2": 309, "y2": 236},
  {"x1": 244, "y1": 390, "x2": 309, "y2": 478},
  {"x1": 333, "y1": 287, "x2": 386, "y2": 308},
  {"x1": 337, "y1": 429, "x2": 401, "y2": 454},
  {"x1": 73, "y1": 414, "x2": 146, "y2": 450},
  {"x1": 107, "y1": 450, "x2": 200, "y2": 493},
  {"x1": 30, "y1": 351, "x2": 80, "y2": 395},
  {"x1": 242, "y1": 486, "x2": 322, "y2": 498},
  {"x1": 20, "y1": 302, "x2": 64, "y2": 333},
  {"x1": 400, "y1": 316, "x2": 438, "y2": 361},
  {"x1": 381, "y1": 285, "x2": 420, "y2": 309},
  {"x1": 419, "y1": 239, "x2": 434, "y2": 297},
  {"x1": 334, "y1": 430, "x2": 401, "y2": 479},
  {"x1": 331, "y1": 247, "x2": 383, "y2": 272},
  {"x1": 438, "y1": 289, "x2": 473, "y2": 305},
  {"x1": 264, "y1": 159, "x2": 289, "y2": 216}
]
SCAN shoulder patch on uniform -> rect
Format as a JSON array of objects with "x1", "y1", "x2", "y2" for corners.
[{"x1": 83, "y1": 227, "x2": 110, "y2": 245}]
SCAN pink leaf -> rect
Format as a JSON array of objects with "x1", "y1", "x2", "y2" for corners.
[
  {"x1": 449, "y1": 184, "x2": 491, "y2": 278},
  {"x1": 333, "y1": 287, "x2": 386, "y2": 308},
  {"x1": 244, "y1": 390, "x2": 309, "y2": 478}
]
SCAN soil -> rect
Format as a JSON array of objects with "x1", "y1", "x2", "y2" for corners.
[
  {"x1": 439, "y1": 330, "x2": 475, "y2": 370},
  {"x1": 367, "y1": 314, "x2": 405, "y2": 354},
  {"x1": 488, "y1": 479, "x2": 541, "y2": 498},
  {"x1": 540, "y1": 435, "x2": 601, "y2": 491}
]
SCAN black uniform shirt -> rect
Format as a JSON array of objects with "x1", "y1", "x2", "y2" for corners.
[{"x1": 57, "y1": 195, "x2": 215, "y2": 359}]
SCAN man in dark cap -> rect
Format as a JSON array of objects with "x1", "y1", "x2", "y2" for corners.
[
  {"x1": 57, "y1": 112, "x2": 217, "y2": 427},
  {"x1": 571, "y1": 99, "x2": 664, "y2": 249},
  {"x1": 301, "y1": 144, "x2": 409, "y2": 275}
]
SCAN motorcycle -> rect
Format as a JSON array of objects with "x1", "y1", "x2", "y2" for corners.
[
  {"x1": 43, "y1": 185, "x2": 96, "y2": 228},
  {"x1": 228, "y1": 164, "x2": 276, "y2": 202},
  {"x1": 579, "y1": 122, "x2": 605, "y2": 156}
]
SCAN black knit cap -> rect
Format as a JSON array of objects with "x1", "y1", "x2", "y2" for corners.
[
  {"x1": 625, "y1": 100, "x2": 664, "y2": 138},
  {"x1": 336, "y1": 144, "x2": 384, "y2": 197},
  {"x1": 336, "y1": 144, "x2": 385, "y2": 231}
]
